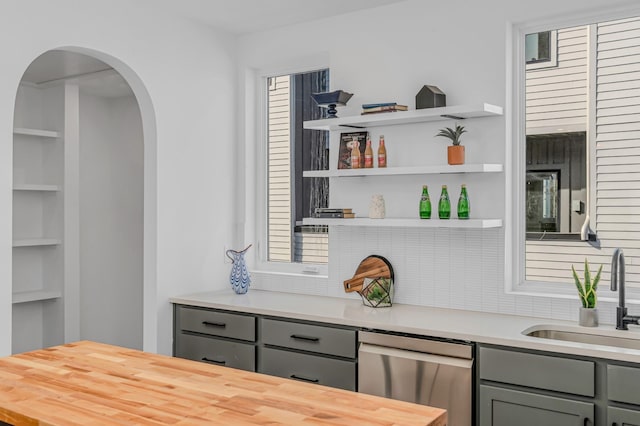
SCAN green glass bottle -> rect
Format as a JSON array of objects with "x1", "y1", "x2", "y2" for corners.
[
  {"x1": 438, "y1": 185, "x2": 451, "y2": 219},
  {"x1": 419, "y1": 185, "x2": 431, "y2": 219},
  {"x1": 457, "y1": 184, "x2": 470, "y2": 219}
]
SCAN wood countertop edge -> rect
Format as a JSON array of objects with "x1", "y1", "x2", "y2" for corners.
[{"x1": 0, "y1": 341, "x2": 446, "y2": 426}]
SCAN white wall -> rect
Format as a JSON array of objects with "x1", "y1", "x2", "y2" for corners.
[
  {"x1": 79, "y1": 93, "x2": 143, "y2": 350},
  {"x1": 238, "y1": 0, "x2": 640, "y2": 325},
  {"x1": 0, "y1": 0, "x2": 237, "y2": 356}
]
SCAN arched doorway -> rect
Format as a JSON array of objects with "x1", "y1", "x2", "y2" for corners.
[{"x1": 11, "y1": 49, "x2": 157, "y2": 353}]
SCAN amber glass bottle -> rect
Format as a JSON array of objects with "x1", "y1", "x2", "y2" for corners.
[
  {"x1": 350, "y1": 138, "x2": 361, "y2": 169},
  {"x1": 377, "y1": 135, "x2": 387, "y2": 168},
  {"x1": 364, "y1": 137, "x2": 374, "y2": 168}
]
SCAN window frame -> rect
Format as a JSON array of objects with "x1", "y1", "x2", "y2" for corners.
[
  {"x1": 525, "y1": 30, "x2": 558, "y2": 70},
  {"x1": 253, "y1": 62, "x2": 330, "y2": 277},
  {"x1": 508, "y1": 14, "x2": 608, "y2": 296}
]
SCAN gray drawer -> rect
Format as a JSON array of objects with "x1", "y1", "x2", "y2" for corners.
[
  {"x1": 175, "y1": 333, "x2": 256, "y2": 371},
  {"x1": 261, "y1": 318, "x2": 356, "y2": 358},
  {"x1": 479, "y1": 346, "x2": 594, "y2": 397},
  {"x1": 177, "y1": 306, "x2": 255, "y2": 341},
  {"x1": 259, "y1": 346, "x2": 356, "y2": 391},
  {"x1": 608, "y1": 364, "x2": 640, "y2": 405}
]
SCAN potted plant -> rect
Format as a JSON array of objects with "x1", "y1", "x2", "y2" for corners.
[
  {"x1": 572, "y1": 259, "x2": 602, "y2": 327},
  {"x1": 436, "y1": 124, "x2": 466, "y2": 165}
]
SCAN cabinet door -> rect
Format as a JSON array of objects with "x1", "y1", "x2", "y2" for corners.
[
  {"x1": 609, "y1": 406, "x2": 640, "y2": 426},
  {"x1": 261, "y1": 318, "x2": 356, "y2": 358},
  {"x1": 480, "y1": 385, "x2": 594, "y2": 426},
  {"x1": 259, "y1": 347, "x2": 356, "y2": 391},
  {"x1": 175, "y1": 333, "x2": 256, "y2": 372}
]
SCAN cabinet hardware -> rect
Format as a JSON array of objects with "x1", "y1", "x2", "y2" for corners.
[
  {"x1": 202, "y1": 321, "x2": 226, "y2": 328},
  {"x1": 290, "y1": 374, "x2": 319, "y2": 383},
  {"x1": 202, "y1": 357, "x2": 226, "y2": 365},
  {"x1": 290, "y1": 334, "x2": 320, "y2": 342}
]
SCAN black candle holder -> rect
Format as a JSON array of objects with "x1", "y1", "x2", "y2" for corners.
[{"x1": 311, "y1": 90, "x2": 353, "y2": 118}]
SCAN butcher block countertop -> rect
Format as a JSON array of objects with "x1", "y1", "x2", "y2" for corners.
[{"x1": 0, "y1": 341, "x2": 446, "y2": 426}]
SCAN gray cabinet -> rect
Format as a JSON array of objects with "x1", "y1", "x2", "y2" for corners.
[
  {"x1": 174, "y1": 305, "x2": 257, "y2": 372},
  {"x1": 261, "y1": 318, "x2": 356, "y2": 358},
  {"x1": 608, "y1": 365, "x2": 640, "y2": 426},
  {"x1": 175, "y1": 333, "x2": 256, "y2": 371},
  {"x1": 173, "y1": 304, "x2": 357, "y2": 390},
  {"x1": 478, "y1": 345, "x2": 596, "y2": 425},
  {"x1": 260, "y1": 346, "x2": 356, "y2": 391},
  {"x1": 479, "y1": 346, "x2": 594, "y2": 396},
  {"x1": 480, "y1": 385, "x2": 594, "y2": 426},
  {"x1": 608, "y1": 406, "x2": 640, "y2": 426},
  {"x1": 608, "y1": 365, "x2": 640, "y2": 406},
  {"x1": 258, "y1": 318, "x2": 357, "y2": 391}
]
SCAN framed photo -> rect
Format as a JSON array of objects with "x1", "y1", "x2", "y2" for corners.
[{"x1": 338, "y1": 131, "x2": 368, "y2": 169}]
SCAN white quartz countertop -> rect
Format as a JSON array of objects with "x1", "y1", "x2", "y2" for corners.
[{"x1": 170, "y1": 289, "x2": 640, "y2": 363}]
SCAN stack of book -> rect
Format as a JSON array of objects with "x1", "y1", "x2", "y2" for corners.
[
  {"x1": 361, "y1": 102, "x2": 408, "y2": 115},
  {"x1": 314, "y1": 208, "x2": 355, "y2": 218}
]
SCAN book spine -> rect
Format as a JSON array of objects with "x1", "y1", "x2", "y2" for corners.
[
  {"x1": 315, "y1": 208, "x2": 351, "y2": 214},
  {"x1": 362, "y1": 102, "x2": 397, "y2": 109},
  {"x1": 362, "y1": 105, "x2": 407, "y2": 114},
  {"x1": 315, "y1": 212, "x2": 345, "y2": 218}
]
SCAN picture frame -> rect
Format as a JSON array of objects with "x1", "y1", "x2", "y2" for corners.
[{"x1": 338, "y1": 131, "x2": 368, "y2": 169}]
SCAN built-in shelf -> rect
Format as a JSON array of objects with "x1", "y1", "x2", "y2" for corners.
[
  {"x1": 303, "y1": 163, "x2": 503, "y2": 178},
  {"x1": 303, "y1": 103, "x2": 503, "y2": 131},
  {"x1": 13, "y1": 184, "x2": 60, "y2": 192},
  {"x1": 12, "y1": 238, "x2": 61, "y2": 247},
  {"x1": 12, "y1": 290, "x2": 62, "y2": 304},
  {"x1": 302, "y1": 217, "x2": 502, "y2": 228},
  {"x1": 13, "y1": 127, "x2": 61, "y2": 138}
]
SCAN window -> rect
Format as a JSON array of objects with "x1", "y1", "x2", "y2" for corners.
[
  {"x1": 265, "y1": 69, "x2": 329, "y2": 266},
  {"x1": 513, "y1": 14, "x2": 640, "y2": 289},
  {"x1": 525, "y1": 30, "x2": 558, "y2": 70},
  {"x1": 525, "y1": 133, "x2": 586, "y2": 238},
  {"x1": 526, "y1": 31, "x2": 551, "y2": 63}
]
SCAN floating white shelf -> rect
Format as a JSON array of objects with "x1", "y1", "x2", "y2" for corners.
[
  {"x1": 303, "y1": 163, "x2": 503, "y2": 178},
  {"x1": 303, "y1": 103, "x2": 503, "y2": 131},
  {"x1": 13, "y1": 127, "x2": 61, "y2": 138},
  {"x1": 13, "y1": 184, "x2": 61, "y2": 192},
  {"x1": 302, "y1": 217, "x2": 502, "y2": 228},
  {"x1": 12, "y1": 238, "x2": 61, "y2": 247},
  {"x1": 13, "y1": 290, "x2": 62, "y2": 304}
]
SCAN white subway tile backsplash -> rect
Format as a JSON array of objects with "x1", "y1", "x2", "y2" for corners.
[{"x1": 250, "y1": 226, "x2": 615, "y2": 325}]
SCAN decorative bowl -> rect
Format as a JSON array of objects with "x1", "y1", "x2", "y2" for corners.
[
  {"x1": 311, "y1": 90, "x2": 353, "y2": 106},
  {"x1": 311, "y1": 90, "x2": 353, "y2": 118}
]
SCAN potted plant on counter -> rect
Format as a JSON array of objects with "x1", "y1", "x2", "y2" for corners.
[
  {"x1": 572, "y1": 259, "x2": 602, "y2": 327},
  {"x1": 436, "y1": 124, "x2": 466, "y2": 165}
]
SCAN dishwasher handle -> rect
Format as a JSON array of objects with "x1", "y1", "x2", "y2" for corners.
[{"x1": 359, "y1": 342, "x2": 474, "y2": 369}]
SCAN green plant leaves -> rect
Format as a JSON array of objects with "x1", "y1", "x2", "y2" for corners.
[
  {"x1": 436, "y1": 124, "x2": 466, "y2": 146},
  {"x1": 572, "y1": 260, "x2": 602, "y2": 309}
]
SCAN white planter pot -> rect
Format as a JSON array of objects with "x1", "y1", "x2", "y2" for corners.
[{"x1": 579, "y1": 307, "x2": 598, "y2": 327}]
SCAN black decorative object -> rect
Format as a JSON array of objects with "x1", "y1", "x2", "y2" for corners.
[
  {"x1": 311, "y1": 90, "x2": 353, "y2": 118},
  {"x1": 415, "y1": 85, "x2": 446, "y2": 109}
]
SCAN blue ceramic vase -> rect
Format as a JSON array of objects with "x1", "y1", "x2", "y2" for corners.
[{"x1": 226, "y1": 245, "x2": 252, "y2": 294}]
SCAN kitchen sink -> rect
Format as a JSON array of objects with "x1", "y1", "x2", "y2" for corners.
[{"x1": 524, "y1": 326, "x2": 640, "y2": 350}]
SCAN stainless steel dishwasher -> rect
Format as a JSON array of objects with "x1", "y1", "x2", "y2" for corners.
[{"x1": 358, "y1": 331, "x2": 473, "y2": 426}]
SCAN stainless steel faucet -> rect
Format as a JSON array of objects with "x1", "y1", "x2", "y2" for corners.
[{"x1": 611, "y1": 248, "x2": 640, "y2": 330}]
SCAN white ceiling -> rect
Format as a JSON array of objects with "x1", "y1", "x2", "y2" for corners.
[
  {"x1": 140, "y1": 0, "x2": 407, "y2": 35},
  {"x1": 20, "y1": 1, "x2": 406, "y2": 97}
]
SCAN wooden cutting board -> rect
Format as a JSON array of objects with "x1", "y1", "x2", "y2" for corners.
[{"x1": 343, "y1": 255, "x2": 393, "y2": 293}]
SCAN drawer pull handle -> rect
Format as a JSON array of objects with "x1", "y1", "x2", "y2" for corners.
[
  {"x1": 202, "y1": 321, "x2": 226, "y2": 328},
  {"x1": 290, "y1": 334, "x2": 319, "y2": 342},
  {"x1": 202, "y1": 357, "x2": 226, "y2": 365},
  {"x1": 290, "y1": 374, "x2": 319, "y2": 383}
]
